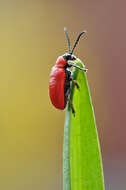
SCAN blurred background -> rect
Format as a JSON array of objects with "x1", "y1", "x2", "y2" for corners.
[{"x1": 0, "y1": 0, "x2": 125, "y2": 189}]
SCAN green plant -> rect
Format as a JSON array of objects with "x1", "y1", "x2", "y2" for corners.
[{"x1": 63, "y1": 58, "x2": 104, "y2": 190}]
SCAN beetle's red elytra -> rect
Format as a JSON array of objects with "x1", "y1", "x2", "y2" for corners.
[
  {"x1": 49, "y1": 28, "x2": 87, "y2": 116},
  {"x1": 49, "y1": 56, "x2": 66, "y2": 110}
]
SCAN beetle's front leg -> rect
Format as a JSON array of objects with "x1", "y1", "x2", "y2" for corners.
[
  {"x1": 70, "y1": 76, "x2": 80, "y2": 90},
  {"x1": 67, "y1": 98, "x2": 75, "y2": 117},
  {"x1": 72, "y1": 79, "x2": 80, "y2": 90}
]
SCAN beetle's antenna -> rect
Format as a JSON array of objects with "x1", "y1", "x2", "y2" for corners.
[
  {"x1": 64, "y1": 27, "x2": 71, "y2": 53},
  {"x1": 71, "y1": 31, "x2": 87, "y2": 54}
]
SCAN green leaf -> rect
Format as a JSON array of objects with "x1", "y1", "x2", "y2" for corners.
[{"x1": 63, "y1": 59, "x2": 105, "y2": 190}]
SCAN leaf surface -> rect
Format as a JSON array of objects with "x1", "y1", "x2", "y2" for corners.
[{"x1": 63, "y1": 59, "x2": 104, "y2": 190}]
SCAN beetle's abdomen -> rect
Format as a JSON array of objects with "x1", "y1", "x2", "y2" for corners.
[{"x1": 49, "y1": 66, "x2": 66, "y2": 110}]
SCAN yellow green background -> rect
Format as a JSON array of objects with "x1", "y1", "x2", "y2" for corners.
[{"x1": 0, "y1": 0, "x2": 125, "y2": 189}]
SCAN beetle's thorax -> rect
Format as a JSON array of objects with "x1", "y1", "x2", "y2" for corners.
[{"x1": 56, "y1": 56, "x2": 67, "y2": 68}]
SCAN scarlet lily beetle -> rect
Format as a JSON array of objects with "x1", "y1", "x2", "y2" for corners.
[{"x1": 49, "y1": 28, "x2": 87, "y2": 116}]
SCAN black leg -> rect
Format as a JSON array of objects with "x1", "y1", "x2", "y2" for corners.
[
  {"x1": 68, "y1": 98, "x2": 75, "y2": 117},
  {"x1": 72, "y1": 80, "x2": 80, "y2": 90},
  {"x1": 70, "y1": 76, "x2": 80, "y2": 90}
]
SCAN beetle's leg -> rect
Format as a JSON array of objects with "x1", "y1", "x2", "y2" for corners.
[
  {"x1": 70, "y1": 75, "x2": 80, "y2": 90},
  {"x1": 72, "y1": 80, "x2": 80, "y2": 90},
  {"x1": 68, "y1": 61, "x2": 88, "y2": 72},
  {"x1": 67, "y1": 98, "x2": 75, "y2": 117}
]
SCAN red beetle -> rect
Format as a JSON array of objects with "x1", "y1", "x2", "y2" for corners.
[{"x1": 49, "y1": 28, "x2": 87, "y2": 115}]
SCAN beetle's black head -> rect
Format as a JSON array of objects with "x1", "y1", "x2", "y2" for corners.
[{"x1": 63, "y1": 53, "x2": 76, "y2": 61}]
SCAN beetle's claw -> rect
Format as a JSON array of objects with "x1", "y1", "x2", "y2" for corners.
[
  {"x1": 72, "y1": 109, "x2": 75, "y2": 117},
  {"x1": 73, "y1": 80, "x2": 80, "y2": 91}
]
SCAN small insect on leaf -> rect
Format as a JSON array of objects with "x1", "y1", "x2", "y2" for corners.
[{"x1": 49, "y1": 28, "x2": 87, "y2": 114}]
